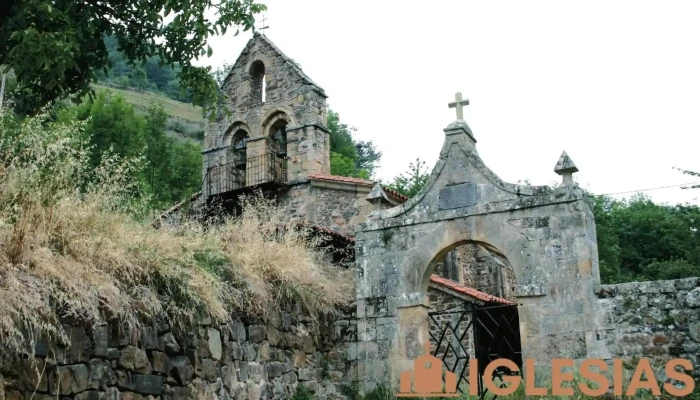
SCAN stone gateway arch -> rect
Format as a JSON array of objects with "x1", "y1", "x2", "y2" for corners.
[{"x1": 353, "y1": 96, "x2": 608, "y2": 391}]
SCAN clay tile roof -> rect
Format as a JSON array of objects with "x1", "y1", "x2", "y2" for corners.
[
  {"x1": 307, "y1": 174, "x2": 410, "y2": 203},
  {"x1": 309, "y1": 224, "x2": 355, "y2": 244},
  {"x1": 429, "y1": 274, "x2": 516, "y2": 306},
  {"x1": 382, "y1": 186, "x2": 409, "y2": 203},
  {"x1": 307, "y1": 173, "x2": 374, "y2": 186}
]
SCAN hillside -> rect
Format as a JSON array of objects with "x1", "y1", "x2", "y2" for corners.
[{"x1": 91, "y1": 83, "x2": 205, "y2": 143}]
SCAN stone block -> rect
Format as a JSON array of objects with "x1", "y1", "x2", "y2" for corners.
[
  {"x1": 171, "y1": 356, "x2": 195, "y2": 385},
  {"x1": 248, "y1": 325, "x2": 265, "y2": 343},
  {"x1": 92, "y1": 326, "x2": 110, "y2": 358},
  {"x1": 132, "y1": 374, "x2": 163, "y2": 395},
  {"x1": 118, "y1": 346, "x2": 151, "y2": 374},
  {"x1": 158, "y1": 333, "x2": 180, "y2": 355},
  {"x1": 439, "y1": 183, "x2": 476, "y2": 210},
  {"x1": 54, "y1": 364, "x2": 89, "y2": 395},
  {"x1": 150, "y1": 351, "x2": 170, "y2": 375},
  {"x1": 201, "y1": 358, "x2": 218, "y2": 382},
  {"x1": 88, "y1": 358, "x2": 116, "y2": 390},
  {"x1": 207, "y1": 328, "x2": 223, "y2": 360}
]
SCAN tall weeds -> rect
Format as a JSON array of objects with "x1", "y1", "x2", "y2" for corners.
[{"x1": 0, "y1": 109, "x2": 354, "y2": 357}]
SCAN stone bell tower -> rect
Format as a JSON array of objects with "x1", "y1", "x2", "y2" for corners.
[{"x1": 201, "y1": 32, "x2": 331, "y2": 200}]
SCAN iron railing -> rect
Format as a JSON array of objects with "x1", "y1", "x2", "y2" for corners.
[{"x1": 205, "y1": 152, "x2": 287, "y2": 197}]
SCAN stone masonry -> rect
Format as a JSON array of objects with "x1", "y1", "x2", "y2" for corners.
[
  {"x1": 353, "y1": 116, "x2": 604, "y2": 391},
  {"x1": 153, "y1": 31, "x2": 700, "y2": 397},
  {"x1": 595, "y1": 277, "x2": 700, "y2": 382},
  {"x1": 1, "y1": 305, "x2": 358, "y2": 400}
]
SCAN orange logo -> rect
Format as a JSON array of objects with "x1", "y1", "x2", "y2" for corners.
[{"x1": 397, "y1": 342, "x2": 459, "y2": 397}]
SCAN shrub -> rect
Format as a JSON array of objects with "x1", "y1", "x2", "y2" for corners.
[{"x1": 0, "y1": 108, "x2": 354, "y2": 357}]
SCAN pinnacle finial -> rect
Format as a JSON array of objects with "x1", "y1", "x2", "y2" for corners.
[{"x1": 554, "y1": 151, "x2": 578, "y2": 185}]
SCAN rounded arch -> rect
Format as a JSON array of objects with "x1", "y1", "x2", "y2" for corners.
[
  {"x1": 260, "y1": 108, "x2": 295, "y2": 134},
  {"x1": 388, "y1": 220, "x2": 531, "y2": 306},
  {"x1": 248, "y1": 59, "x2": 265, "y2": 77},
  {"x1": 419, "y1": 238, "x2": 512, "y2": 296},
  {"x1": 222, "y1": 121, "x2": 251, "y2": 147},
  {"x1": 248, "y1": 60, "x2": 266, "y2": 103}
]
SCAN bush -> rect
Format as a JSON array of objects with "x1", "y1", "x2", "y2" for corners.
[{"x1": 0, "y1": 109, "x2": 354, "y2": 357}]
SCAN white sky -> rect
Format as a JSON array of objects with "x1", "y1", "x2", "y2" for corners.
[{"x1": 196, "y1": 0, "x2": 700, "y2": 205}]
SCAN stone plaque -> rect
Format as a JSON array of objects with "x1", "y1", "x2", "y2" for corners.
[{"x1": 439, "y1": 183, "x2": 476, "y2": 210}]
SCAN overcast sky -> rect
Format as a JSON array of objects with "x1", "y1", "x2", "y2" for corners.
[{"x1": 196, "y1": 0, "x2": 700, "y2": 205}]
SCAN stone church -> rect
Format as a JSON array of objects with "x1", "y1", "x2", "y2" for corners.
[
  {"x1": 158, "y1": 31, "x2": 616, "y2": 393},
  {"x1": 161, "y1": 32, "x2": 514, "y2": 312}
]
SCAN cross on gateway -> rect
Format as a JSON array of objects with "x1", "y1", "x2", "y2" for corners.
[{"x1": 448, "y1": 92, "x2": 469, "y2": 120}]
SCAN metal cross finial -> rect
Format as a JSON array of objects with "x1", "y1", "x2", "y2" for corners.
[
  {"x1": 259, "y1": 15, "x2": 269, "y2": 35},
  {"x1": 448, "y1": 92, "x2": 470, "y2": 120}
]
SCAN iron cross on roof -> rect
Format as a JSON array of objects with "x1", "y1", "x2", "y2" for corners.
[
  {"x1": 259, "y1": 15, "x2": 269, "y2": 35},
  {"x1": 448, "y1": 92, "x2": 469, "y2": 120}
]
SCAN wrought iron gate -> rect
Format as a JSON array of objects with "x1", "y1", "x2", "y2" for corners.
[{"x1": 428, "y1": 303, "x2": 523, "y2": 399}]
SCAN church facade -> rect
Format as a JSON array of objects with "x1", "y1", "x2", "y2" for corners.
[{"x1": 159, "y1": 32, "x2": 611, "y2": 394}]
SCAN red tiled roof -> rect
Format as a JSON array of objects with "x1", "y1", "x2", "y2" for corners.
[
  {"x1": 429, "y1": 274, "x2": 516, "y2": 306},
  {"x1": 382, "y1": 186, "x2": 409, "y2": 203},
  {"x1": 308, "y1": 173, "x2": 374, "y2": 186},
  {"x1": 309, "y1": 224, "x2": 355, "y2": 244},
  {"x1": 307, "y1": 174, "x2": 409, "y2": 203}
]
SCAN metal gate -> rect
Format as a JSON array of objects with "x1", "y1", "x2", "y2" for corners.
[{"x1": 428, "y1": 303, "x2": 523, "y2": 399}]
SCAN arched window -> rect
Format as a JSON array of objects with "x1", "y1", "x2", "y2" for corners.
[
  {"x1": 232, "y1": 129, "x2": 249, "y2": 170},
  {"x1": 270, "y1": 119, "x2": 287, "y2": 158},
  {"x1": 249, "y1": 61, "x2": 265, "y2": 104}
]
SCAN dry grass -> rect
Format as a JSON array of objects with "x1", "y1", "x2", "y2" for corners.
[{"x1": 0, "y1": 109, "x2": 354, "y2": 357}]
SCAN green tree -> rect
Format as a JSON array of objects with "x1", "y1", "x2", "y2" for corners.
[
  {"x1": 211, "y1": 61, "x2": 235, "y2": 88},
  {"x1": 327, "y1": 109, "x2": 381, "y2": 179},
  {"x1": 1, "y1": 0, "x2": 266, "y2": 116},
  {"x1": 64, "y1": 89, "x2": 201, "y2": 210},
  {"x1": 675, "y1": 167, "x2": 700, "y2": 189},
  {"x1": 590, "y1": 192, "x2": 700, "y2": 284},
  {"x1": 130, "y1": 66, "x2": 148, "y2": 91},
  {"x1": 387, "y1": 158, "x2": 430, "y2": 198}
]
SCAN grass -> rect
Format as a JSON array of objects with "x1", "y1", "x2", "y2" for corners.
[
  {"x1": 91, "y1": 83, "x2": 205, "y2": 125},
  {"x1": 0, "y1": 109, "x2": 354, "y2": 358}
]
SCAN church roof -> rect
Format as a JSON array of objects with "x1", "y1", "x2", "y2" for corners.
[
  {"x1": 224, "y1": 32, "x2": 327, "y2": 97},
  {"x1": 429, "y1": 274, "x2": 515, "y2": 306},
  {"x1": 307, "y1": 173, "x2": 410, "y2": 203}
]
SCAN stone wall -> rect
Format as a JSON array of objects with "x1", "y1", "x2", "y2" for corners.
[
  {"x1": 202, "y1": 32, "x2": 330, "y2": 192},
  {"x1": 434, "y1": 244, "x2": 518, "y2": 301},
  {"x1": 595, "y1": 277, "x2": 700, "y2": 381},
  {"x1": 279, "y1": 182, "x2": 374, "y2": 238},
  {"x1": 1, "y1": 307, "x2": 358, "y2": 400}
]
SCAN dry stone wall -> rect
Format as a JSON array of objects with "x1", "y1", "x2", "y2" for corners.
[
  {"x1": 1, "y1": 306, "x2": 357, "y2": 400},
  {"x1": 595, "y1": 277, "x2": 700, "y2": 381},
  {"x1": 278, "y1": 183, "x2": 374, "y2": 238}
]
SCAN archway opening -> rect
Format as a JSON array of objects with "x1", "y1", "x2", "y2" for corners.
[
  {"x1": 249, "y1": 60, "x2": 265, "y2": 104},
  {"x1": 269, "y1": 118, "x2": 288, "y2": 159},
  {"x1": 424, "y1": 241, "x2": 521, "y2": 395},
  {"x1": 232, "y1": 129, "x2": 249, "y2": 170},
  {"x1": 432, "y1": 242, "x2": 517, "y2": 301}
]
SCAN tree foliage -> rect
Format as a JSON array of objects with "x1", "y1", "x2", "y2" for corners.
[
  {"x1": 58, "y1": 90, "x2": 202, "y2": 210},
  {"x1": 327, "y1": 109, "x2": 381, "y2": 179},
  {"x1": 675, "y1": 167, "x2": 700, "y2": 189},
  {"x1": 1, "y1": 0, "x2": 266, "y2": 116},
  {"x1": 590, "y1": 193, "x2": 700, "y2": 283},
  {"x1": 387, "y1": 158, "x2": 430, "y2": 199}
]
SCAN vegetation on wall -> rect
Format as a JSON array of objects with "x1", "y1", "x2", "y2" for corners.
[{"x1": 0, "y1": 108, "x2": 353, "y2": 356}]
